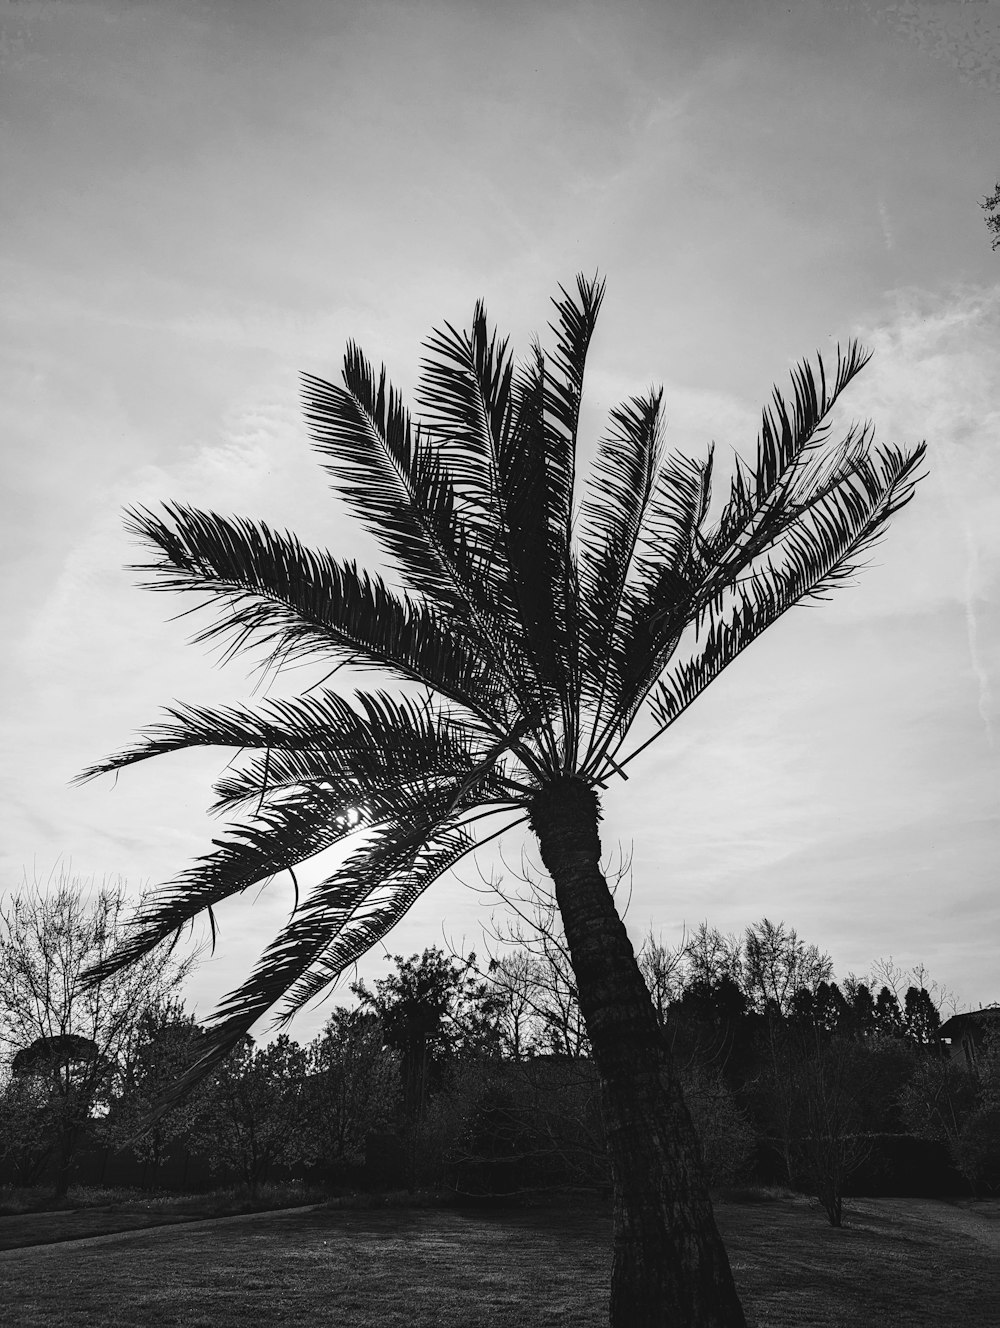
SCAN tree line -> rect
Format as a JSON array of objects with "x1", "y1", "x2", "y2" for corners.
[{"x1": 2, "y1": 875, "x2": 997, "y2": 1223}]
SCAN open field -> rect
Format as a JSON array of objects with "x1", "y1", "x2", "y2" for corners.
[{"x1": 0, "y1": 1195, "x2": 997, "y2": 1327}]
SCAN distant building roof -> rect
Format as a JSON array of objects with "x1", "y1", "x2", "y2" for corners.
[{"x1": 939, "y1": 1007, "x2": 1000, "y2": 1040}]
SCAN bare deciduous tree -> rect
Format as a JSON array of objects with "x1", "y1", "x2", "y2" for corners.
[
  {"x1": 636, "y1": 930, "x2": 687, "y2": 1025},
  {"x1": 785, "y1": 1033, "x2": 880, "y2": 1227},
  {"x1": 471, "y1": 846, "x2": 630, "y2": 1059},
  {"x1": 868, "y1": 955, "x2": 957, "y2": 1020},
  {"x1": 744, "y1": 918, "x2": 833, "y2": 1016}
]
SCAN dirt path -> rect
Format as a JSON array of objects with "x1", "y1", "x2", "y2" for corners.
[{"x1": 0, "y1": 1203, "x2": 320, "y2": 1259}]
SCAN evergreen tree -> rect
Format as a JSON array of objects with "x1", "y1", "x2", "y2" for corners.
[
  {"x1": 903, "y1": 986, "x2": 941, "y2": 1050},
  {"x1": 846, "y1": 981, "x2": 877, "y2": 1038},
  {"x1": 874, "y1": 986, "x2": 904, "y2": 1039}
]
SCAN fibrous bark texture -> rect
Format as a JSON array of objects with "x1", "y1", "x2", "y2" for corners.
[{"x1": 529, "y1": 777, "x2": 747, "y2": 1328}]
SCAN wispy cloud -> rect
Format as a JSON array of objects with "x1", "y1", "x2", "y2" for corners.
[{"x1": 877, "y1": 195, "x2": 894, "y2": 252}]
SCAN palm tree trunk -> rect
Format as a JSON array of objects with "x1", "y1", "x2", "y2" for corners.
[{"x1": 529, "y1": 777, "x2": 747, "y2": 1328}]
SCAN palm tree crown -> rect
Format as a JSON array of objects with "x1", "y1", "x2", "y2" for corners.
[{"x1": 78, "y1": 275, "x2": 925, "y2": 1094}]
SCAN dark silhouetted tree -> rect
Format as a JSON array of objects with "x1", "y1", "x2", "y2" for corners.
[
  {"x1": 903, "y1": 986, "x2": 942, "y2": 1050},
  {"x1": 304, "y1": 1008, "x2": 400, "y2": 1168},
  {"x1": 744, "y1": 919, "x2": 833, "y2": 1016},
  {"x1": 873, "y1": 986, "x2": 905, "y2": 1039},
  {"x1": 844, "y1": 980, "x2": 877, "y2": 1038},
  {"x1": 103, "y1": 999, "x2": 209, "y2": 1182},
  {"x1": 191, "y1": 1034, "x2": 311, "y2": 1192},
  {"x1": 78, "y1": 277, "x2": 924, "y2": 1327},
  {"x1": 353, "y1": 948, "x2": 498, "y2": 1124}
]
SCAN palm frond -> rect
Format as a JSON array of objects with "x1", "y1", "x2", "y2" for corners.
[
  {"x1": 707, "y1": 341, "x2": 872, "y2": 575},
  {"x1": 417, "y1": 302, "x2": 514, "y2": 498},
  {"x1": 601, "y1": 450, "x2": 714, "y2": 734},
  {"x1": 198, "y1": 818, "x2": 462, "y2": 1059},
  {"x1": 142, "y1": 799, "x2": 524, "y2": 1117},
  {"x1": 544, "y1": 274, "x2": 606, "y2": 457},
  {"x1": 541, "y1": 275, "x2": 605, "y2": 764},
  {"x1": 576, "y1": 391, "x2": 669, "y2": 769},
  {"x1": 577, "y1": 391, "x2": 664, "y2": 689},
  {"x1": 79, "y1": 783, "x2": 369, "y2": 989},
  {"x1": 498, "y1": 276, "x2": 603, "y2": 766},
  {"x1": 492, "y1": 347, "x2": 565, "y2": 729},
  {"x1": 303, "y1": 347, "x2": 550, "y2": 730},
  {"x1": 74, "y1": 689, "x2": 493, "y2": 793},
  {"x1": 272, "y1": 819, "x2": 484, "y2": 1020},
  {"x1": 301, "y1": 350, "x2": 476, "y2": 612},
  {"x1": 584, "y1": 345, "x2": 893, "y2": 769},
  {"x1": 642, "y1": 439, "x2": 926, "y2": 741},
  {"x1": 415, "y1": 305, "x2": 560, "y2": 728},
  {"x1": 120, "y1": 503, "x2": 503, "y2": 717},
  {"x1": 576, "y1": 403, "x2": 714, "y2": 757},
  {"x1": 211, "y1": 731, "x2": 514, "y2": 817}
]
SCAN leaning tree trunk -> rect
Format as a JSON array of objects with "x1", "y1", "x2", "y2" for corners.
[{"x1": 529, "y1": 777, "x2": 747, "y2": 1328}]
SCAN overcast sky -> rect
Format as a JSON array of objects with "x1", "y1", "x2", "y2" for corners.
[{"x1": 2, "y1": 0, "x2": 998, "y2": 1043}]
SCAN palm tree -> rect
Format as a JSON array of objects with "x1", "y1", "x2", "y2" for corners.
[{"x1": 78, "y1": 276, "x2": 924, "y2": 1326}]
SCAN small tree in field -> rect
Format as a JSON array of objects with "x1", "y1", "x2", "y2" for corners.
[
  {"x1": 78, "y1": 277, "x2": 924, "y2": 1326},
  {"x1": 786, "y1": 1033, "x2": 879, "y2": 1227}
]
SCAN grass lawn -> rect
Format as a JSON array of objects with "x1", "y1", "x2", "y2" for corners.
[{"x1": 0, "y1": 1194, "x2": 997, "y2": 1327}]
